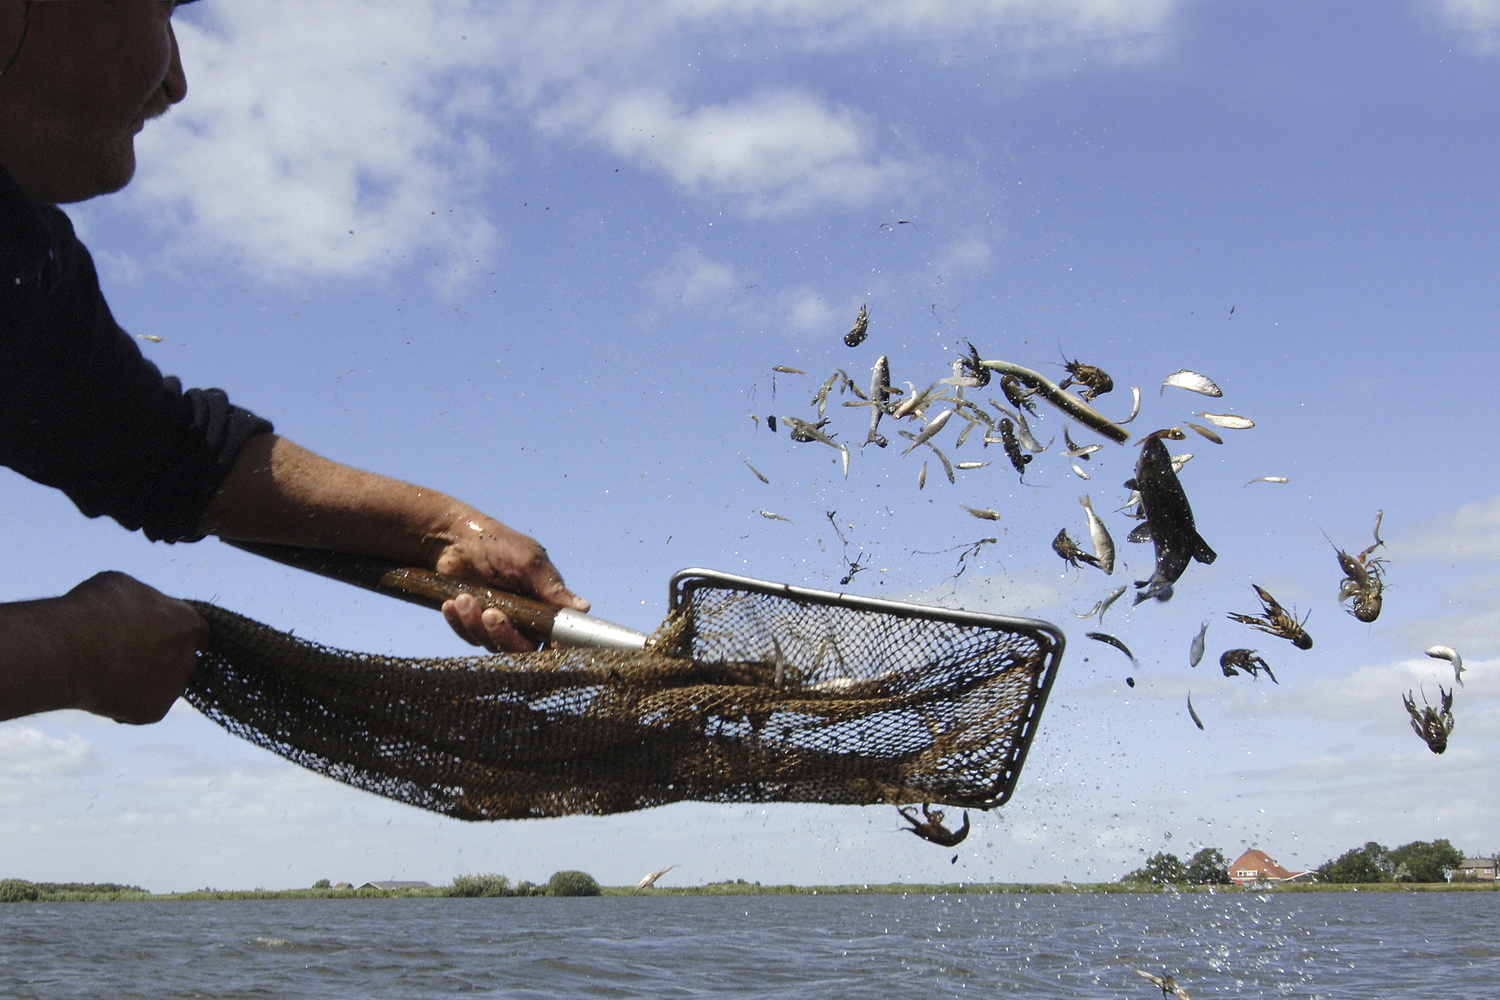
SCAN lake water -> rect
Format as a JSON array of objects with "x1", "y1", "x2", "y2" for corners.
[{"x1": 1, "y1": 890, "x2": 1496, "y2": 998}]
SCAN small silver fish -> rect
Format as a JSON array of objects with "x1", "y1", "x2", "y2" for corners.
[
  {"x1": 1132, "y1": 967, "x2": 1192, "y2": 1000},
  {"x1": 960, "y1": 504, "x2": 1002, "y2": 521},
  {"x1": 772, "y1": 365, "x2": 806, "y2": 375},
  {"x1": 1161, "y1": 369, "x2": 1222, "y2": 397},
  {"x1": 1189, "y1": 620, "x2": 1209, "y2": 667},
  {"x1": 865, "y1": 355, "x2": 893, "y2": 447},
  {"x1": 744, "y1": 461, "x2": 770, "y2": 484},
  {"x1": 1425, "y1": 645, "x2": 1465, "y2": 686},
  {"x1": 1119, "y1": 386, "x2": 1143, "y2": 424},
  {"x1": 1187, "y1": 692, "x2": 1205, "y2": 731},
  {"x1": 1243, "y1": 476, "x2": 1289, "y2": 487},
  {"x1": 1079, "y1": 494, "x2": 1115, "y2": 574},
  {"x1": 901, "y1": 408, "x2": 954, "y2": 456},
  {"x1": 1097, "y1": 585, "x2": 1128, "y2": 622},
  {"x1": 1195, "y1": 411, "x2": 1255, "y2": 429},
  {"x1": 1184, "y1": 422, "x2": 1223, "y2": 445}
]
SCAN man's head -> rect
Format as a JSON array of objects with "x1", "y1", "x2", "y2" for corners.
[{"x1": 0, "y1": 1, "x2": 190, "y2": 204}]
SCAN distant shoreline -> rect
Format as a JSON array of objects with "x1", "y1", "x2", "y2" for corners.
[{"x1": 3, "y1": 880, "x2": 1496, "y2": 902}]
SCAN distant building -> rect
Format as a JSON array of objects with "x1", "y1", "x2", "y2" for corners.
[
  {"x1": 356, "y1": 880, "x2": 434, "y2": 891},
  {"x1": 1228, "y1": 849, "x2": 1315, "y2": 885},
  {"x1": 1457, "y1": 857, "x2": 1498, "y2": 881}
]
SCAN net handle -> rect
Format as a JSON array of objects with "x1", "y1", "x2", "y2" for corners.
[{"x1": 224, "y1": 540, "x2": 648, "y2": 650}]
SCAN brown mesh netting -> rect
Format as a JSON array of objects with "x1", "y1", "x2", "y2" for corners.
[{"x1": 184, "y1": 573, "x2": 1062, "y2": 820}]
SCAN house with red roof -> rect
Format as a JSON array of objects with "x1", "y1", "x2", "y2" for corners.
[{"x1": 1227, "y1": 849, "x2": 1315, "y2": 885}]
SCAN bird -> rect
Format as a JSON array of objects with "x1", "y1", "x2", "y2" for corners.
[
  {"x1": 634, "y1": 864, "x2": 678, "y2": 889},
  {"x1": 1132, "y1": 966, "x2": 1192, "y2": 999}
]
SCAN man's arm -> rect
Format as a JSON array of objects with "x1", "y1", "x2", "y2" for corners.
[
  {"x1": 0, "y1": 572, "x2": 206, "y2": 724},
  {"x1": 196, "y1": 433, "x2": 589, "y2": 653}
]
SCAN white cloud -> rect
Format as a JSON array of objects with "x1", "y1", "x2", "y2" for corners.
[
  {"x1": 1428, "y1": 0, "x2": 1500, "y2": 52},
  {"x1": 648, "y1": 247, "x2": 748, "y2": 311},
  {"x1": 1398, "y1": 493, "x2": 1500, "y2": 560},
  {"x1": 0, "y1": 726, "x2": 104, "y2": 776},
  {"x1": 109, "y1": 0, "x2": 1180, "y2": 285}
]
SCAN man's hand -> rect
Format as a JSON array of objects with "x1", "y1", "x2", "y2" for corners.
[
  {"x1": 435, "y1": 515, "x2": 590, "y2": 653},
  {"x1": 0, "y1": 572, "x2": 207, "y2": 725}
]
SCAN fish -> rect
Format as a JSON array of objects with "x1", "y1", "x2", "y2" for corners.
[
  {"x1": 976, "y1": 358, "x2": 1130, "y2": 443},
  {"x1": 1227, "y1": 584, "x2": 1313, "y2": 649},
  {"x1": 1012, "y1": 408, "x2": 1050, "y2": 453},
  {"x1": 1126, "y1": 436, "x2": 1217, "y2": 604},
  {"x1": 1052, "y1": 528, "x2": 1101, "y2": 569},
  {"x1": 901, "y1": 408, "x2": 953, "y2": 456},
  {"x1": 772, "y1": 365, "x2": 806, "y2": 375},
  {"x1": 759, "y1": 510, "x2": 792, "y2": 523},
  {"x1": 1189, "y1": 620, "x2": 1209, "y2": 667},
  {"x1": 864, "y1": 355, "x2": 893, "y2": 446},
  {"x1": 744, "y1": 461, "x2": 770, "y2": 484},
  {"x1": 1132, "y1": 966, "x2": 1192, "y2": 1000},
  {"x1": 1069, "y1": 459, "x2": 1092, "y2": 480},
  {"x1": 844, "y1": 303, "x2": 869, "y2": 347},
  {"x1": 1187, "y1": 693, "x2": 1205, "y2": 731},
  {"x1": 1079, "y1": 494, "x2": 1116, "y2": 574},
  {"x1": 960, "y1": 504, "x2": 1003, "y2": 521},
  {"x1": 1119, "y1": 385, "x2": 1143, "y2": 424},
  {"x1": 1086, "y1": 631, "x2": 1137, "y2": 666},
  {"x1": 1403, "y1": 687, "x2": 1454, "y2": 754},
  {"x1": 1097, "y1": 585, "x2": 1128, "y2": 622},
  {"x1": 1194, "y1": 412, "x2": 1255, "y2": 429},
  {"x1": 955, "y1": 461, "x2": 991, "y2": 471},
  {"x1": 1161, "y1": 369, "x2": 1222, "y2": 397},
  {"x1": 1425, "y1": 646, "x2": 1465, "y2": 686},
  {"x1": 1184, "y1": 422, "x2": 1223, "y2": 445},
  {"x1": 917, "y1": 462, "x2": 927, "y2": 489},
  {"x1": 1220, "y1": 648, "x2": 1276, "y2": 683},
  {"x1": 1243, "y1": 476, "x2": 1289, "y2": 487}
]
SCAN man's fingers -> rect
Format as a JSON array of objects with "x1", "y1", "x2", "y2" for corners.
[{"x1": 442, "y1": 594, "x2": 539, "y2": 654}]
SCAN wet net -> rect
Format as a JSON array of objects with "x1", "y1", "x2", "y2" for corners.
[{"x1": 184, "y1": 570, "x2": 1063, "y2": 821}]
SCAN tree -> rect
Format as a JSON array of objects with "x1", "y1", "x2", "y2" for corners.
[
  {"x1": 1317, "y1": 842, "x2": 1394, "y2": 883},
  {"x1": 312, "y1": 879, "x2": 331, "y2": 890},
  {"x1": 1388, "y1": 839, "x2": 1464, "y2": 883},
  {"x1": 449, "y1": 873, "x2": 512, "y2": 897},
  {"x1": 546, "y1": 870, "x2": 601, "y2": 896},
  {"x1": 1121, "y1": 851, "x2": 1186, "y2": 884},
  {"x1": 1185, "y1": 847, "x2": 1231, "y2": 885}
]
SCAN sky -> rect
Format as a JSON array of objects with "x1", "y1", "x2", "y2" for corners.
[{"x1": 3, "y1": 0, "x2": 1500, "y2": 893}]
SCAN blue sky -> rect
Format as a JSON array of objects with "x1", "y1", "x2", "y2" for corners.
[{"x1": 3, "y1": 0, "x2": 1499, "y2": 892}]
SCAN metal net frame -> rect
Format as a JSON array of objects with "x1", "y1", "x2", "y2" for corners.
[{"x1": 184, "y1": 569, "x2": 1063, "y2": 821}]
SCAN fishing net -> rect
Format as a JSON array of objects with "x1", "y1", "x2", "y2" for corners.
[{"x1": 183, "y1": 570, "x2": 1063, "y2": 821}]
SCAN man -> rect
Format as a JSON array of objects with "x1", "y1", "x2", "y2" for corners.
[{"x1": 0, "y1": 1, "x2": 588, "y2": 724}]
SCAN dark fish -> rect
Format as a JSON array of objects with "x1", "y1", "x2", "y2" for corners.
[
  {"x1": 1403, "y1": 687, "x2": 1454, "y2": 754},
  {"x1": 1126, "y1": 436, "x2": 1216, "y2": 604},
  {"x1": 1086, "y1": 631, "x2": 1137, "y2": 666},
  {"x1": 1187, "y1": 693, "x2": 1204, "y2": 731},
  {"x1": 1227, "y1": 584, "x2": 1313, "y2": 649}
]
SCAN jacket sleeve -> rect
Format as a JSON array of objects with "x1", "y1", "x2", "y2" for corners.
[{"x1": 0, "y1": 203, "x2": 272, "y2": 542}]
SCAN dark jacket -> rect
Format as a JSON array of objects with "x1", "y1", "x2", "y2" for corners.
[{"x1": 0, "y1": 166, "x2": 271, "y2": 542}]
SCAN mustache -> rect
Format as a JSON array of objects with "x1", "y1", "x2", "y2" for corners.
[{"x1": 141, "y1": 87, "x2": 174, "y2": 123}]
